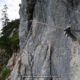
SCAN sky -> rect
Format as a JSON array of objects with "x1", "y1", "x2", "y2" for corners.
[{"x1": 0, "y1": 0, "x2": 21, "y2": 32}]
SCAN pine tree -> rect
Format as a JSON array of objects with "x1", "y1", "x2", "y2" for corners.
[{"x1": 1, "y1": 4, "x2": 9, "y2": 27}]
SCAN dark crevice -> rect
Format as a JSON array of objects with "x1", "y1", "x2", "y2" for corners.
[
  {"x1": 22, "y1": 66, "x2": 27, "y2": 80},
  {"x1": 64, "y1": 27, "x2": 77, "y2": 41},
  {"x1": 64, "y1": 0, "x2": 79, "y2": 26},
  {"x1": 50, "y1": 46, "x2": 53, "y2": 80},
  {"x1": 67, "y1": 0, "x2": 79, "y2": 9},
  {"x1": 27, "y1": 0, "x2": 37, "y2": 31},
  {"x1": 18, "y1": 58, "x2": 22, "y2": 77},
  {"x1": 28, "y1": 52, "x2": 34, "y2": 80}
]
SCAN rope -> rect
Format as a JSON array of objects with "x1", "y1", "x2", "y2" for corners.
[
  {"x1": 25, "y1": 19, "x2": 80, "y2": 32},
  {"x1": 28, "y1": 19, "x2": 65, "y2": 30}
]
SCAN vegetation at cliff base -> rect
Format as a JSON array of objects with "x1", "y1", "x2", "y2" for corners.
[
  {"x1": 0, "y1": 19, "x2": 20, "y2": 80},
  {"x1": 0, "y1": 19, "x2": 20, "y2": 66},
  {"x1": 0, "y1": 4, "x2": 20, "y2": 80},
  {"x1": 0, "y1": 66, "x2": 11, "y2": 80}
]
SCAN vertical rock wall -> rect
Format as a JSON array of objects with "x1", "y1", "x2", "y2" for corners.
[{"x1": 8, "y1": 0, "x2": 80, "y2": 80}]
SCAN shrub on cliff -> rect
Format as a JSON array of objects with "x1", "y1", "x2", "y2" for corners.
[{"x1": 0, "y1": 19, "x2": 20, "y2": 74}]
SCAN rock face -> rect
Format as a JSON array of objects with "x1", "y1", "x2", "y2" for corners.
[{"x1": 9, "y1": 0, "x2": 80, "y2": 80}]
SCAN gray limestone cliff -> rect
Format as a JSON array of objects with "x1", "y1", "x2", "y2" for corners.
[{"x1": 8, "y1": 0, "x2": 80, "y2": 80}]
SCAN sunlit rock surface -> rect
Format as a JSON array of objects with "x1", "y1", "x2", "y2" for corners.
[{"x1": 8, "y1": 0, "x2": 80, "y2": 80}]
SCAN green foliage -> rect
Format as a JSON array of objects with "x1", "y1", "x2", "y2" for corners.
[
  {"x1": 0, "y1": 66, "x2": 11, "y2": 80},
  {"x1": 0, "y1": 19, "x2": 20, "y2": 52},
  {"x1": 9, "y1": 31, "x2": 19, "y2": 52},
  {"x1": 0, "y1": 5, "x2": 20, "y2": 79},
  {"x1": 0, "y1": 19, "x2": 20, "y2": 72},
  {"x1": 2, "y1": 19, "x2": 19, "y2": 37},
  {"x1": 0, "y1": 36, "x2": 11, "y2": 49}
]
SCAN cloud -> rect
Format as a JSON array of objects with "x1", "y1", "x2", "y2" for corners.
[
  {"x1": 6, "y1": 0, "x2": 21, "y2": 20},
  {"x1": 0, "y1": 0, "x2": 21, "y2": 31}
]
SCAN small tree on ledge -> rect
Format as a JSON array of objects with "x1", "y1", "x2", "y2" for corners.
[{"x1": 1, "y1": 4, "x2": 9, "y2": 27}]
